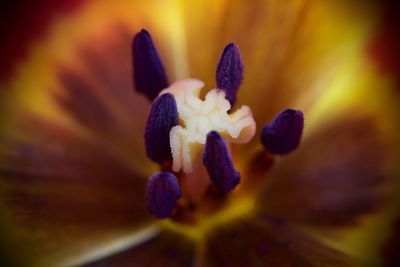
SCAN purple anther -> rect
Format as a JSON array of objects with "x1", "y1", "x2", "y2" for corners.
[
  {"x1": 203, "y1": 131, "x2": 241, "y2": 193},
  {"x1": 146, "y1": 172, "x2": 181, "y2": 219},
  {"x1": 132, "y1": 29, "x2": 169, "y2": 100},
  {"x1": 216, "y1": 43, "x2": 244, "y2": 107},
  {"x1": 145, "y1": 93, "x2": 178, "y2": 164},
  {"x1": 261, "y1": 109, "x2": 304, "y2": 154}
]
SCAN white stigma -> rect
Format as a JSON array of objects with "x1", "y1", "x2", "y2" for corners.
[{"x1": 159, "y1": 79, "x2": 256, "y2": 173}]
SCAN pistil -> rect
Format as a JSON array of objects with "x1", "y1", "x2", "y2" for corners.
[{"x1": 159, "y1": 79, "x2": 256, "y2": 173}]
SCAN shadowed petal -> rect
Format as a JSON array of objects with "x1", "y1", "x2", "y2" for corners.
[
  {"x1": 82, "y1": 230, "x2": 195, "y2": 267},
  {"x1": 257, "y1": 111, "x2": 391, "y2": 227},
  {"x1": 54, "y1": 25, "x2": 166, "y2": 175},
  {"x1": 56, "y1": 69, "x2": 116, "y2": 133},
  {"x1": 0, "y1": 115, "x2": 153, "y2": 266},
  {"x1": 202, "y1": 218, "x2": 359, "y2": 267},
  {"x1": 382, "y1": 216, "x2": 400, "y2": 267}
]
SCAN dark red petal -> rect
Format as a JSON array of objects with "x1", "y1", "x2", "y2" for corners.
[
  {"x1": 382, "y1": 216, "x2": 400, "y2": 267},
  {"x1": 202, "y1": 218, "x2": 358, "y2": 267},
  {"x1": 257, "y1": 112, "x2": 391, "y2": 227}
]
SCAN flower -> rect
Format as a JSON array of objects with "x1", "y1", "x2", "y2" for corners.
[{"x1": 1, "y1": 1, "x2": 400, "y2": 266}]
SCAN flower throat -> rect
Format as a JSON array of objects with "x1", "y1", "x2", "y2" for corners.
[{"x1": 133, "y1": 29, "x2": 304, "y2": 224}]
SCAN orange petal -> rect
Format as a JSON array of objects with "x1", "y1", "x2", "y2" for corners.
[{"x1": 182, "y1": 1, "x2": 380, "y2": 120}]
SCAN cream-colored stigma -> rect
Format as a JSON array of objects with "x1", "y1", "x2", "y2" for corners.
[{"x1": 159, "y1": 79, "x2": 256, "y2": 173}]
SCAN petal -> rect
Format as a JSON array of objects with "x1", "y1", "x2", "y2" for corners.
[
  {"x1": 202, "y1": 217, "x2": 359, "y2": 266},
  {"x1": 182, "y1": 1, "x2": 379, "y2": 119},
  {"x1": 82, "y1": 230, "x2": 195, "y2": 267},
  {"x1": 1, "y1": 2, "x2": 190, "y2": 265},
  {"x1": 257, "y1": 111, "x2": 392, "y2": 226},
  {"x1": 5, "y1": 3, "x2": 187, "y2": 176},
  {"x1": 0, "y1": 115, "x2": 154, "y2": 266},
  {"x1": 381, "y1": 216, "x2": 400, "y2": 267},
  {"x1": 56, "y1": 28, "x2": 153, "y2": 176}
]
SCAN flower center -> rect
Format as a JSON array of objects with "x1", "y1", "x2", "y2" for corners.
[
  {"x1": 159, "y1": 79, "x2": 256, "y2": 173},
  {"x1": 135, "y1": 29, "x2": 304, "y2": 226}
]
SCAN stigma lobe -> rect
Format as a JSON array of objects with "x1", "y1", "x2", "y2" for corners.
[
  {"x1": 132, "y1": 29, "x2": 169, "y2": 100},
  {"x1": 145, "y1": 93, "x2": 178, "y2": 164},
  {"x1": 203, "y1": 131, "x2": 241, "y2": 193},
  {"x1": 146, "y1": 172, "x2": 181, "y2": 219},
  {"x1": 216, "y1": 43, "x2": 244, "y2": 107},
  {"x1": 261, "y1": 109, "x2": 304, "y2": 154}
]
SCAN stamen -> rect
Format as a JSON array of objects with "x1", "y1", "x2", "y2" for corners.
[
  {"x1": 145, "y1": 93, "x2": 178, "y2": 164},
  {"x1": 146, "y1": 172, "x2": 181, "y2": 219},
  {"x1": 203, "y1": 131, "x2": 240, "y2": 193},
  {"x1": 132, "y1": 29, "x2": 169, "y2": 100},
  {"x1": 261, "y1": 109, "x2": 304, "y2": 154},
  {"x1": 159, "y1": 79, "x2": 256, "y2": 173},
  {"x1": 216, "y1": 43, "x2": 244, "y2": 106}
]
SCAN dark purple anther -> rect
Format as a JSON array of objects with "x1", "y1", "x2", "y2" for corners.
[
  {"x1": 216, "y1": 43, "x2": 244, "y2": 107},
  {"x1": 145, "y1": 93, "x2": 178, "y2": 164},
  {"x1": 132, "y1": 29, "x2": 169, "y2": 100},
  {"x1": 203, "y1": 131, "x2": 241, "y2": 193},
  {"x1": 261, "y1": 109, "x2": 304, "y2": 154},
  {"x1": 146, "y1": 172, "x2": 181, "y2": 219}
]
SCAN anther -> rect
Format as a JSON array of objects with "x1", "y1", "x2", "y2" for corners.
[
  {"x1": 132, "y1": 29, "x2": 169, "y2": 100},
  {"x1": 261, "y1": 109, "x2": 304, "y2": 154},
  {"x1": 216, "y1": 43, "x2": 244, "y2": 107},
  {"x1": 146, "y1": 172, "x2": 181, "y2": 219},
  {"x1": 145, "y1": 93, "x2": 178, "y2": 164},
  {"x1": 203, "y1": 131, "x2": 240, "y2": 193}
]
